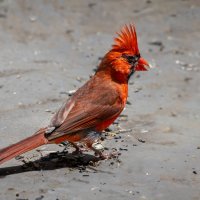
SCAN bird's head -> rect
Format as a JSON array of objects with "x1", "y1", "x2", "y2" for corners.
[{"x1": 98, "y1": 24, "x2": 150, "y2": 82}]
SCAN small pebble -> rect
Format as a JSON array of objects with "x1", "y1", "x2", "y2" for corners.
[
  {"x1": 68, "y1": 89, "x2": 76, "y2": 96},
  {"x1": 138, "y1": 139, "x2": 146, "y2": 143},
  {"x1": 29, "y1": 15, "x2": 37, "y2": 22},
  {"x1": 82, "y1": 174, "x2": 89, "y2": 177},
  {"x1": 140, "y1": 129, "x2": 149, "y2": 134}
]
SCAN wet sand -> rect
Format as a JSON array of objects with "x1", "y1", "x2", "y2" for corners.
[{"x1": 0, "y1": 0, "x2": 200, "y2": 200}]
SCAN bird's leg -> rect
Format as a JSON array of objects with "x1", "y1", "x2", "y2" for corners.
[
  {"x1": 89, "y1": 145, "x2": 109, "y2": 160},
  {"x1": 82, "y1": 130, "x2": 106, "y2": 159},
  {"x1": 69, "y1": 142, "x2": 83, "y2": 154},
  {"x1": 83, "y1": 131, "x2": 118, "y2": 159},
  {"x1": 61, "y1": 141, "x2": 82, "y2": 154},
  {"x1": 90, "y1": 146, "x2": 119, "y2": 160},
  {"x1": 60, "y1": 141, "x2": 69, "y2": 152}
]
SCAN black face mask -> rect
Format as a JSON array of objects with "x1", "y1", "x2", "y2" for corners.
[
  {"x1": 128, "y1": 69, "x2": 135, "y2": 80},
  {"x1": 122, "y1": 54, "x2": 140, "y2": 80}
]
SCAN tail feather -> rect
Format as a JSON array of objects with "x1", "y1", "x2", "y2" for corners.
[{"x1": 0, "y1": 129, "x2": 48, "y2": 165}]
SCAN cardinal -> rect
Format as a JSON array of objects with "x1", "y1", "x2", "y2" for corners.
[{"x1": 0, "y1": 24, "x2": 150, "y2": 164}]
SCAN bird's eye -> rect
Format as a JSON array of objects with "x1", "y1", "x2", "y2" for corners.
[{"x1": 122, "y1": 54, "x2": 140, "y2": 65}]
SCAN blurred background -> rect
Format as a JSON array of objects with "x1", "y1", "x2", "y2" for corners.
[{"x1": 0, "y1": 0, "x2": 199, "y2": 200}]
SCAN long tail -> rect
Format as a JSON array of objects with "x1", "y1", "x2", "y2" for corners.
[{"x1": 0, "y1": 128, "x2": 48, "y2": 165}]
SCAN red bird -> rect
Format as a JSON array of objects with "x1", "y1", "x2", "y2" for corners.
[{"x1": 0, "y1": 24, "x2": 150, "y2": 164}]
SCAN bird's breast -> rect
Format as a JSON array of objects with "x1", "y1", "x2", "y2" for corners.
[
  {"x1": 95, "y1": 115, "x2": 120, "y2": 132},
  {"x1": 119, "y1": 83, "x2": 128, "y2": 105},
  {"x1": 95, "y1": 83, "x2": 128, "y2": 132}
]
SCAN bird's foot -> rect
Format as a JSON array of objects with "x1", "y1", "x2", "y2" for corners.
[
  {"x1": 97, "y1": 151, "x2": 120, "y2": 160},
  {"x1": 90, "y1": 146, "x2": 119, "y2": 160},
  {"x1": 71, "y1": 146, "x2": 89, "y2": 155},
  {"x1": 60, "y1": 141, "x2": 86, "y2": 155},
  {"x1": 70, "y1": 142, "x2": 91, "y2": 155}
]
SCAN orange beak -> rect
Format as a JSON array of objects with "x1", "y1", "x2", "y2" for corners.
[{"x1": 135, "y1": 57, "x2": 150, "y2": 71}]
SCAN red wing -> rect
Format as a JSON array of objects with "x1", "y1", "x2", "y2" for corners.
[
  {"x1": 47, "y1": 100, "x2": 122, "y2": 141},
  {"x1": 46, "y1": 77, "x2": 124, "y2": 141}
]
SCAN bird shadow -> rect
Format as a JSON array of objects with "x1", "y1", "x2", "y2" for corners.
[{"x1": 0, "y1": 151, "x2": 101, "y2": 177}]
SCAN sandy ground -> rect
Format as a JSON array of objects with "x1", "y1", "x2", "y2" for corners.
[{"x1": 0, "y1": 0, "x2": 200, "y2": 200}]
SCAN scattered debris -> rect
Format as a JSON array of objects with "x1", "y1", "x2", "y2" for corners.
[
  {"x1": 91, "y1": 186, "x2": 99, "y2": 191},
  {"x1": 29, "y1": 15, "x2": 37, "y2": 22},
  {"x1": 118, "y1": 114, "x2": 128, "y2": 122},
  {"x1": 59, "y1": 91, "x2": 69, "y2": 95},
  {"x1": 146, "y1": 0, "x2": 152, "y2": 4},
  {"x1": 138, "y1": 139, "x2": 146, "y2": 143},
  {"x1": 114, "y1": 135, "x2": 121, "y2": 140},
  {"x1": 76, "y1": 76, "x2": 85, "y2": 82},
  {"x1": 66, "y1": 29, "x2": 74, "y2": 34},
  {"x1": 149, "y1": 41, "x2": 164, "y2": 51},
  {"x1": 125, "y1": 189, "x2": 134, "y2": 194},
  {"x1": 0, "y1": 13, "x2": 7, "y2": 18},
  {"x1": 135, "y1": 74, "x2": 141, "y2": 79},
  {"x1": 174, "y1": 49, "x2": 184, "y2": 55},
  {"x1": 67, "y1": 89, "x2": 76, "y2": 96},
  {"x1": 45, "y1": 109, "x2": 51, "y2": 112},
  {"x1": 88, "y1": 3, "x2": 96, "y2": 8},
  {"x1": 119, "y1": 148, "x2": 128, "y2": 151},
  {"x1": 175, "y1": 60, "x2": 198, "y2": 71},
  {"x1": 160, "y1": 125, "x2": 172, "y2": 133},
  {"x1": 184, "y1": 77, "x2": 192, "y2": 82},
  {"x1": 35, "y1": 195, "x2": 44, "y2": 200},
  {"x1": 140, "y1": 129, "x2": 149, "y2": 134},
  {"x1": 104, "y1": 127, "x2": 112, "y2": 132},
  {"x1": 170, "y1": 14, "x2": 177, "y2": 17},
  {"x1": 171, "y1": 111, "x2": 177, "y2": 117},
  {"x1": 118, "y1": 129, "x2": 132, "y2": 133},
  {"x1": 133, "y1": 9, "x2": 140, "y2": 13}
]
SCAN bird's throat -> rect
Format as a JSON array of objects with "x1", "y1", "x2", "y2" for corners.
[{"x1": 111, "y1": 69, "x2": 129, "y2": 83}]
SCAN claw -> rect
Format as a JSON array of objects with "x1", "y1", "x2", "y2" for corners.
[
  {"x1": 98, "y1": 151, "x2": 120, "y2": 160},
  {"x1": 90, "y1": 146, "x2": 119, "y2": 160}
]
